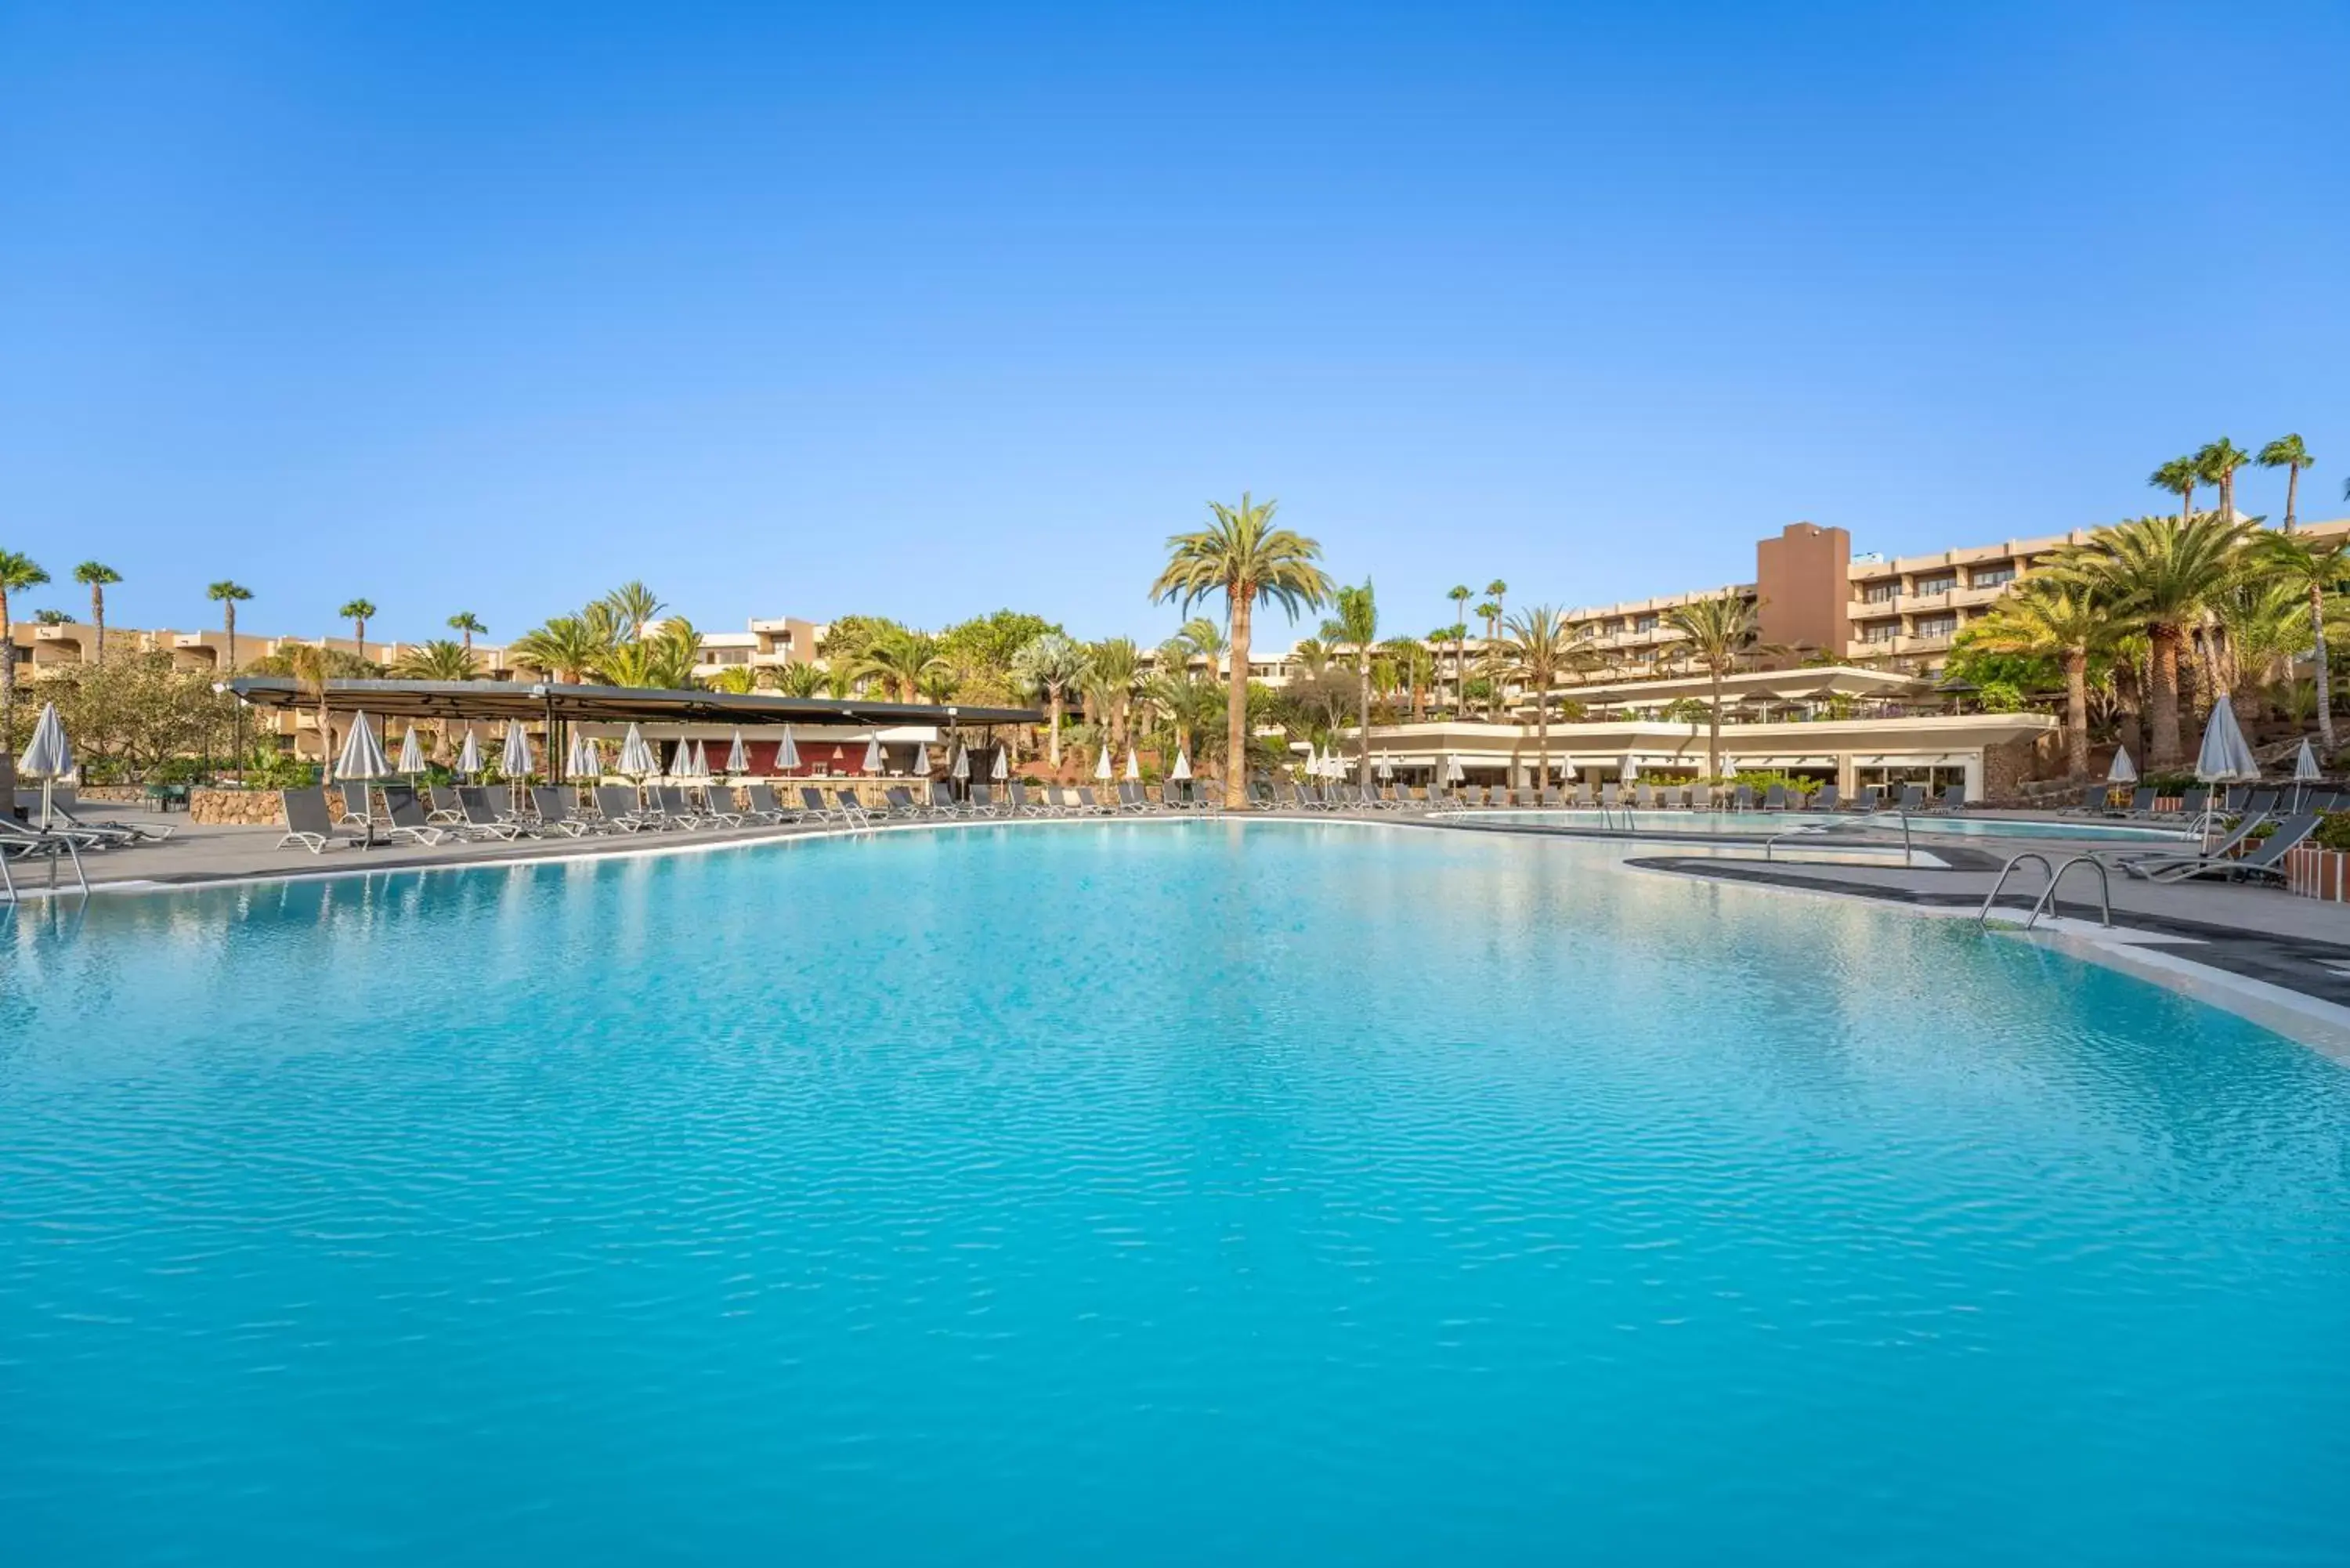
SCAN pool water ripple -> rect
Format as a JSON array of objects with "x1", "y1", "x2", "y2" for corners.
[{"x1": 2, "y1": 821, "x2": 2348, "y2": 1566}]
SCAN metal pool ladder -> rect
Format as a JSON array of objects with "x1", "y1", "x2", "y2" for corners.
[{"x1": 1977, "y1": 851, "x2": 2111, "y2": 930}]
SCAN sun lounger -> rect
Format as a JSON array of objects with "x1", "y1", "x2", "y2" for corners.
[
  {"x1": 881, "y1": 787, "x2": 923, "y2": 822},
  {"x1": 2120, "y1": 814, "x2": 2318, "y2": 884},
  {"x1": 1073, "y1": 786, "x2": 1115, "y2": 815},
  {"x1": 2065, "y1": 784, "x2": 2119, "y2": 815},
  {"x1": 1115, "y1": 782, "x2": 1151, "y2": 813},
  {"x1": 1730, "y1": 784, "x2": 1755, "y2": 811},
  {"x1": 1761, "y1": 785, "x2": 1788, "y2": 811},
  {"x1": 740, "y1": 783, "x2": 794, "y2": 824},
  {"x1": 590, "y1": 785, "x2": 654, "y2": 832},
  {"x1": 697, "y1": 787, "x2": 746, "y2": 828},
  {"x1": 454, "y1": 785, "x2": 529, "y2": 840},
  {"x1": 426, "y1": 785, "x2": 464, "y2": 825},
  {"x1": 334, "y1": 783, "x2": 374, "y2": 827},
  {"x1": 1887, "y1": 785, "x2": 1922, "y2": 811},
  {"x1": 377, "y1": 785, "x2": 449, "y2": 845},
  {"x1": 277, "y1": 786, "x2": 352, "y2": 854},
  {"x1": 49, "y1": 789, "x2": 175, "y2": 844},
  {"x1": 832, "y1": 788, "x2": 873, "y2": 826},
  {"x1": 520, "y1": 786, "x2": 590, "y2": 837},
  {"x1": 1003, "y1": 781, "x2": 1041, "y2": 816}
]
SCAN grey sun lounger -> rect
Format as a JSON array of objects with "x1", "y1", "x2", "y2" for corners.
[
  {"x1": 969, "y1": 784, "x2": 998, "y2": 816},
  {"x1": 593, "y1": 785, "x2": 658, "y2": 832},
  {"x1": 833, "y1": 789, "x2": 873, "y2": 826},
  {"x1": 1074, "y1": 786, "x2": 1115, "y2": 815},
  {"x1": 1005, "y1": 781, "x2": 1042, "y2": 816},
  {"x1": 334, "y1": 784, "x2": 374, "y2": 827},
  {"x1": 426, "y1": 785, "x2": 465, "y2": 825},
  {"x1": 526, "y1": 786, "x2": 594, "y2": 837},
  {"x1": 378, "y1": 785, "x2": 449, "y2": 845},
  {"x1": 1762, "y1": 785, "x2": 1788, "y2": 811},
  {"x1": 2120, "y1": 814, "x2": 2319, "y2": 884},
  {"x1": 696, "y1": 787, "x2": 746, "y2": 828},
  {"x1": 50, "y1": 790, "x2": 176, "y2": 844},
  {"x1": 2065, "y1": 784, "x2": 2120, "y2": 815},
  {"x1": 454, "y1": 786, "x2": 529, "y2": 840},
  {"x1": 740, "y1": 783, "x2": 794, "y2": 824},
  {"x1": 1730, "y1": 785, "x2": 1755, "y2": 811},
  {"x1": 277, "y1": 786, "x2": 353, "y2": 854},
  {"x1": 882, "y1": 787, "x2": 923, "y2": 822}
]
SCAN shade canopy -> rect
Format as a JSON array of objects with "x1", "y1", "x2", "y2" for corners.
[
  {"x1": 1095, "y1": 743, "x2": 1112, "y2": 780},
  {"x1": 337, "y1": 710, "x2": 395, "y2": 781},
  {"x1": 991, "y1": 746, "x2": 1009, "y2": 781},
  {"x1": 863, "y1": 737, "x2": 886, "y2": 773},
  {"x1": 725, "y1": 730, "x2": 749, "y2": 774},
  {"x1": 455, "y1": 730, "x2": 483, "y2": 777},
  {"x1": 2193, "y1": 694, "x2": 2260, "y2": 784},
  {"x1": 1123, "y1": 746, "x2": 1141, "y2": 781},
  {"x1": 567, "y1": 730, "x2": 598, "y2": 777},
  {"x1": 1172, "y1": 749, "x2": 1192, "y2": 781},
  {"x1": 500, "y1": 721, "x2": 536, "y2": 779},
  {"x1": 950, "y1": 743, "x2": 970, "y2": 780},
  {"x1": 1376, "y1": 752, "x2": 1394, "y2": 781},
  {"x1": 2294, "y1": 737, "x2": 2322, "y2": 782},
  {"x1": 396, "y1": 725, "x2": 426, "y2": 773},
  {"x1": 618, "y1": 723, "x2": 659, "y2": 777},
  {"x1": 1444, "y1": 754, "x2": 1465, "y2": 783},
  {"x1": 2107, "y1": 746, "x2": 2138, "y2": 783},
  {"x1": 1621, "y1": 753, "x2": 1640, "y2": 784},
  {"x1": 16, "y1": 702, "x2": 72, "y2": 779},
  {"x1": 776, "y1": 724, "x2": 801, "y2": 770}
]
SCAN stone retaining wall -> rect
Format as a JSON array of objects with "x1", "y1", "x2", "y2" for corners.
[{"x1": 191, "y1": 788, "x2": 290, "y2": 826}]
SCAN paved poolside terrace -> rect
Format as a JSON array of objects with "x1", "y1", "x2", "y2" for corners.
[{"x1": 18, "y1": 800, "x2": 2350, "y2": 1045}]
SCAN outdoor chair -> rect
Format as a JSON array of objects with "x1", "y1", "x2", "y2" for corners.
[
  {"x1": 1813, "y1": 785, "x2": 1842, "y2": 812},
  {"x1": 740, "y1": 783, "x2": 794, "y2": 824},
  {"x1": 1895, "y1": 785, "x2": 1926, "y2": 811},
  {"x1": 2119, "y1": 814, "x2": 2319, "y2": 885},
  {"x1": 2243, "y1": 790, "x2": 2280, "y2": 818},
  {"x1": 651, "y1": 785, "x2": 703, "y2": 829},
  {"x1": 51, "y1": 791, "x2": 175, "y2": 844},
  {"x1": 380, "y1": 786, "x2": 450, "y2": 846},
  {"x1": 525, "y1": 786, "x2": 593, "y2": 837},
  {"x1": 276, "y1": 787, "x2": 352, "y2": 854},
  {"x1": 697, "y1": 787, "x2": 746, "y2": 829},
  {"x1": 1762, "y1": 785, "x2": 1788, "y2": 811},
  {"x1": 1633, "y1": 784, "x2": 1655, "y2": 810},
  {"x1": 1600, "y1": 784, "x2": 1621, "y2": 810},
  {"x1": 2125, "y1": 786, "x2": 2157, "y2": 816},
  {"x1": 592, "y1": 786, "x2": 656, "y2": 832},
  {"x1": 1005, "y1": 781, "x2": 1042, "y2": 816},
  {"x1": 1931, "y1": 784, "x2": 1967, "y2": 812},
  {"x1": 426, "y1": 785, "x2": 465, "y2": 825},
  {"x1": 832, "y1": 789, "x2": 873, "y2": 826},
  {"x1": 882, "y1": 787, "x2": 923, "y2": 822},
  {"x1": 2065, "y1": 785, "x2": 2117, "y2": 815},
  {"x1": 1116, "y1": 782, "x2": 1150, "y2": 813},
  {"x1": 2179, "y1": 789, "x2": 2211, "y2": 820},
  {"x1": 334, "y1": 784, "x2": 375, "y2": 827},
  {"x1": 1073, "y1": 786, "x2": 1114, "y2": 815},
  {"x1": 455, "y1": 786, "x2": 529, "y2": 840},
  {"x1": 1731, "y1": 785, "x2": 1755, "y2": 811}
]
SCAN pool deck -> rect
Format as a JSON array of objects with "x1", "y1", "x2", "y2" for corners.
[{"x1": 20, "y1": 800, "x2": 2350, "y2": 1046}]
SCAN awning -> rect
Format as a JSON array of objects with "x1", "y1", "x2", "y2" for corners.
[{"x1": 226, "y1": 677, "x2": 1039, "y2": 729}]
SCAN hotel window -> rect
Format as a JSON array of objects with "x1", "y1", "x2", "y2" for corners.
[
  {"x1": 1971, "y1": 565, "x2": 2016, "y2": 589},
  {"x1": 1633, "y1": 615, "x2": 1658, "y2": 632},
  {"x1": 1860, "y1": 622, "x2": 1898, "y2": 644},
  {"x1": 1860, "y1": 581, "x2": 1898, "y2": 604},
  {"x1": 1914, "y1": 575, "x2": 1955, "y2": 597},
  {"x1": 1914, "y1": 614, "x2": 1958, "y2": 638}
]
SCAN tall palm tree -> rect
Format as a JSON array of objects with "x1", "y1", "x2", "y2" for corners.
[
  {"x1": 1662, "y1": 593, "x2": 1760, "y2": 782},
  {"x1": 771, "y1": 663, "x2": 826, "y2": 697},
  {"x1": 600, "y1": 581, "x2": 664, "y2": 637},
  {"x1": 2196, "y1": 438, "x2": 2252, "y2": 522},
  {"x1": 73, "y1": 562, "x2": 121, "y2": 661},
  {"x1": 1485, "y1": 580, "x2": 1507, "y2": 643},
  {"x1": 2149, "y1": 457, "x2": 2199, "y2": 525},
  {"x1": 1501, "y1": 605, "x2": 1580, "y2": 787},
  {"x1": 1151, "y1": 493, "x2": 1332, "y2": 809},
  {"x1": 2247, "y1": 526, "x2": 2350, "y2": 752},
  {"x1": 1381, "y1": 636, "x2": 1435, "y2": 720},
  {"x1": 207, "y1": 580, "x2": 253, "y2": 670},
  {"x1": 2257, "y1": 435, "x2": 2315, "y2": 532},
  {"x1": 2052, "y1": 513, "x2": 2249, "y2": 767},
  {"x1": 1446, "y1": 585, "x2": 1473, "y2": 712},
  {"x1": 1320, "y1": 580, "x2": 1379, "y2": 786},
  {"x1": 0, "y1": 550, "x2": 50, "y2": 739},
  {"x1": 446, "y1": 612, "x2": 486, "y2": 652},
  {"x1": 1179, "y1": 616, "x2": 1227, "y2": 667},
  {"x1": 339, "y1": 598, "x2": 377, "y2": 652},
  {"x1": 1965, "y1": 583, "x2": 2110, "y2": 776},
  {"x1": 1012, "y1": 633, "x2": 1090, "y2": 767}
]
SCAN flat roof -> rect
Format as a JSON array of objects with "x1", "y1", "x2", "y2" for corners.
[
  {"x1": 226, "y1": 677, "x2": 1041, "y2": 728},
  {"x1": 1554, "y1": 663, "x2": 1932, "y2": 706}
]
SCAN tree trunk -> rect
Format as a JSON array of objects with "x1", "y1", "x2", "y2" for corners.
[
  {"x1": 1706, "y1": 666, "x2": 1723, "y2": 781},
  {"x1": 1047, "y1": 690, "x2": 1064, "y2": 767},
  {"x1": 1535, "y1": 677, "x2": 1549, "y2": 787},
  {"x1": 1357, "y1": 651, "x2": 1371, "y2": 789},
  {"x1": 2063, "y1": 648, "x2": 2088, "y2": 776},
  {"x1": 92, "y1": 587, "x2": 106, "y2": 662},
  {"x1": 318, "y1": 699, "x2": 335, "y2": 783},
  {"x1": 2148, "y1": 628, "x2": 2182, "y2": 767},
  {"x1": 2286, "y1": 465, "x2": 2301, "y2": 532},
  {"x1": 2313, "y1": 582, "x2": 2335, "y2": 755},
  {"x1": 0, "y1": 588, "x2": 13, "y2": 742},
  {"x1": 1227, "y1": 594, "x2": 1253, "y2": 810}
]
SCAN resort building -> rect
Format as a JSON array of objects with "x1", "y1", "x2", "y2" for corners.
[{"x1": 683, "y1": 617, "x2": 827, "y2": 681}]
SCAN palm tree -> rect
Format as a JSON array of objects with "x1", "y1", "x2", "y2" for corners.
[
  {"x1": 2247, "y1": 526, "x2": 2350, "y2": 751},
  {"x1": 2257, "y1": 435, "x2": 2316, "y2": 532},
  {"x1": 1151, "y1": 493, "x2": 1333, "y2": 809},
  {"x1": 73, "y1": 562, "x2": 121, "y2": 661},
  {"x1": 2196, "y1": 438, "x2": 2252, "y2": 522},
  {"x1": 0, "y1": 550, "x2": 50, "y2": 739},
  {"x1": 2052, "y1": 513, "x2": 2249, "y2": 767},
  {"x1": 600, "y1": 581, "x2": 664, "y2": 637},
  {"x1": 446, "y1": 612, "x2": 486, "y2": 652},
  {"x1": 2149, "y1": 457, "x2": 2199, "y2": 525},
  {"x1": 391, "y1": 638, "x2": 480, "y2": 681},
  {"x1": 1085, "y1": 638, "x2": 1143, "y2": 750},
  {"x1": 338, "y1": 598, "x2": 377, "y2": 652},
  {"x1": 207, "y1": 580, "x2": 253, "y2": 669},
  {"x1": 1485, "y1": 580, "x2": 1507, "y2": 643},
  {"x1": 854, "y1": 627, "x2": 949, "y2": 703},
  {"x1": 1446, "y1": 585, "x2": 1473, "y2": 712},
  {"x1": 1380, "y1": 636, "x2": 1435, "y2": 720},
  {"x1": 706, "y1": 667, "x2": 758, "y2": 695},
  {"x1": 1320, "y1": 580, "x2": 1379, "y2": 786},
  {"x1": 1965, "y1": 583, "x2": 2110, "y2": 776},
  {"x1": 511, "y1": 615, "x2": 613, "y2": 684},
  {"x1": 1012, "y1": 633, "x2": 1089, "y2": 767},
  {"x1": 1662, "y1": 593, "x2": 1760, "y2": 781},
  {"x1": 1179, "y1": 616, "x2": 1227, "y2": 667},
  {"x1": 1501, "y1": 605, "x2": 1582, "y2": 787}
]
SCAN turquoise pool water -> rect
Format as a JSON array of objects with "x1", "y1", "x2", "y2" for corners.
[
  {"x1": 1480, "y1": 808, "x2": 2195, "y2": 841},
  {"x1": 3, "y1": 822, "x2": 2347, "y2": 1566}
]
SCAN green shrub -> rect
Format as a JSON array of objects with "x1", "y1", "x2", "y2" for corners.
[{"x1": 2312, "y1": 813, "x2": 2350, "y2": 853}]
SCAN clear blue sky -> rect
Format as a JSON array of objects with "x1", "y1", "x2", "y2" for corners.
[{"x1": 4, "y1": 0, "x2": 2344, "y2": 648}]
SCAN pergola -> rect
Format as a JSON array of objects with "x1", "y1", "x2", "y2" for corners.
[{"x1": 226, "y1": 677, "x2": 1043, "y2": 782}]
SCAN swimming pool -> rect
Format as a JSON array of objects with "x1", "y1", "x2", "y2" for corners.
[
  {"x1": 4, "y1": 822, "x2": 2345, "y2": 1566},
  {"x1": 1477, "y1": 808, "x2": 2196, "y2": 841}
]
